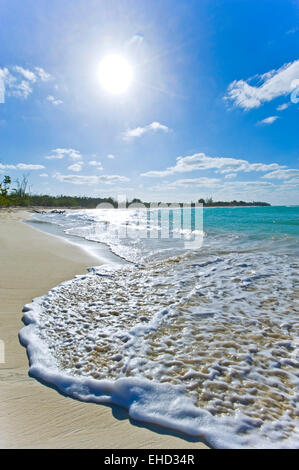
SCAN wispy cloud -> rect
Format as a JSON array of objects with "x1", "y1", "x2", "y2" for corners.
[
  {"x1": 0, "y1": 69, "x2": 6, "y2": 103},
  {"x1": 141, "y1": 153, "x2": 285, "y2": 177},
  {"x1": 68, "y1": 162, "x2": 83, "y2": 172},
  {"x1": 54, "y1": 173, "x2": 130, "y2": 185},
  {"x1": 0, "y1": 163, "x2": 45, "y2": 170},
  {"x1": 263, "y1": 169, "x2": 299, "y2": 180},
  {"x1": 225, "y1": 59, "x2": 299, "y2": 110},
  {"x1": 13, "y1": 66, "x2": 37, "y2": 82},
  {"x1": 225, "y1": 173, "x2": 237, "y2": 179},
  {"x1": 152, "y1": 179, "x2": 275, "y2": 192},
  {"x1": 97, "y1": 174, "x2": 130, "y2": 183},
  {"x1": 150, "y1": 179, "x2": 280, "y2": 204},
  {"x1": 34, "y1": 67, "x2": 51, "y2": 82},
  {"x1": 276, "y1": 102, "x2": 290, "y2": 111},
  {"x1": 153, "y1": 177, "x2": 220, "y2": 189},
  {"x1": 122, "y1": 121, "x2": 170, "y2": 141},
  {"x1": 47, "y1": 95, "x2": 63, "y2": 106},
  {"x1": 257, "y1": 116, "x2": 279, "y2": 125},
  {"x1": 45, "y1": 148, "x2": 82, "y2": 160},
  {"x1": 54, "y1": 173, "x2": 98, "y2": 185},
  {"x1": 88, "y1": 160, "x2": 103, "y2": 170},
  {"x1": 286, "y1": 27, "x2": 298, "y2": 35},
  {"x1": 107, "y1": 154, "x2": 115, "y2": 159}
]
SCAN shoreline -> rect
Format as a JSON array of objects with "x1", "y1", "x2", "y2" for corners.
[{"x1": 0, "y1": 208, "x2": 208, "y2": 449}]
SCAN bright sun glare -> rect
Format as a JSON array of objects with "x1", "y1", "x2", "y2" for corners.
[{"x1": 98, "y1": 54, "x2": 133, "y2": 95}]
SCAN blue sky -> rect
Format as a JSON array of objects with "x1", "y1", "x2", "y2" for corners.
[{"x1": 0, "y1": 0, "x2": 298, "y2": 204}]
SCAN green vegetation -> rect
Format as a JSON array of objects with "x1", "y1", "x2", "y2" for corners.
[
  {"x1": 0, "y1": 175, "x2": 271, "y2": 208},
  {"x1": 0, "y1": 176, "x2": 12, "y2": 206},
  {"x1": 197, "y1": 197, "x2": 270, "y2": 207},
  {"x1": 0, "y1": 175, "x2": 120, "y2": 208},
  {"x1": 0, "y1": 175, "x2": 31, "y2": 206}
]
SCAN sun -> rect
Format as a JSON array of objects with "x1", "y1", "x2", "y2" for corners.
[{"x1": 98, "y1": 54, "x2": 133, "y2": 95}]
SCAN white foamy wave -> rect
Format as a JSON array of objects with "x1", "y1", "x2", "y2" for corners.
[
  {"x1": 32, "y1": 209, "x2": 204, "y2": 263},
  {"x1": 19, "y1": 249, "x2": 299, "y2": 448}
]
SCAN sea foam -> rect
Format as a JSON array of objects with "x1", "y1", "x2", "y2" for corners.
[{"x1": 19, "y1": 248, "x2": 299, "y2": 449}]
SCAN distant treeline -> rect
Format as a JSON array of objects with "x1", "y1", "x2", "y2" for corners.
[
  {"x1": 0, "y1": 175, "x2": 271, "y2": 208},
  {"x1": 197, "y1": 198, "x2": 271, "y2": 207}
]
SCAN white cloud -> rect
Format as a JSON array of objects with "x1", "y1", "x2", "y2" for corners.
[
  {"x1": 153, "y1": 177, "x2": 220, "y2": 189},
  {"x1": 54, "y1": 173, "x2": 130, "y2": 185},
  {"x1": 0, "y1": 163, "x2": 45, "y2": 170},
  {"x1": 148, "y1": 175, "x2": 298, "y2": 205},
  {"x1": 47, "y1": 95, "x2": 63, "y2": 105},
  {"x1": 225, "y1": 173, "x2": 237, "y2": 179},
  {"x1": 88, "y1": 160, "x2": 103, "y2": 170},
  {"x1": 107, "y1": 154, "x2": 115, "y2": 159},
  {"x1": 141, "y1": 153, "x2": 285, "y2": 177},
  {"x1": 17, "y1": 163, "x2": 45, "y2": 170},
  {"x1": 276, "y1": 103, "x2": 290, "y2": 111},
  {"x1": 45, "y1": 148, "x2": 82, "y2": 160},
  {"x1": 0, "y1": 65, "x2": 52, "y2": 103},
  {"x1": 13, "y1": 66, "x2": 37, "y2": 82},
  {"x1": 98, "y1": 175, "x2": 130, "y2": 183},
  {"x1": 45, "y1": 152, "x2": 64, "y2": 160},
  {"x1": 34, "y1": 67, "x2": 51, "y2": 81},
  {"x1": 151, "y1": 179, "x2": 277, "y2": 199},
  {"x1": 122, "y1": 121, "x2": 169, "y2": 141},
  {"x1": 263, "y1": 169, "x2": 299, "y2": 180},
  {"x1": 225, "y1": 59, "x2": 299, "y2": 110},
  {"x1": 9, "y1": 78, "x2": 33, "y2": 99},
  {"x1": 54, "y1": 173, "x2": 99, "y2": 185},
  {"x1": 282, "y1": 178, "x2": 299, "y2": 187},
  {"x1": 0, "y1": 68, "x2": 7, "y2": 103},
  {"x1": 68, "y1": 162, "x2": 83, "y2": 172},
  {"x1": 40, "y1": 173, "x2": 48, "y2": 177},
  {"x1": 257, "y1": 116, "x2": 279, "y2": 125},
  {"x1": 228, "y1": 181, "x2": 275, "y2": 189},
  {"x1": 56, "y1": 148, "x2": 82, "y2": 160}
]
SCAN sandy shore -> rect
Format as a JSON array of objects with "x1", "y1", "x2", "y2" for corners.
[{"x1": 0, "y1": 209, "x2": 208, "y2": 449}]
